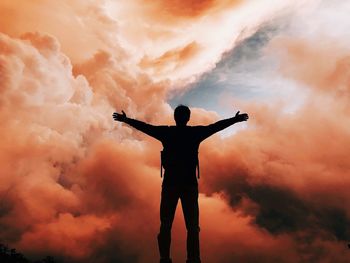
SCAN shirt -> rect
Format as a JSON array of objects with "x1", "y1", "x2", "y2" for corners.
[{"x1": 124, "y1": 117, "x2": 238, "y2": 186}]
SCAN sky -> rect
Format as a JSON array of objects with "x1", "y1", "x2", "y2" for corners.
[{"x1": 0, "y1": 0, "x2": 350, "y2": 262}]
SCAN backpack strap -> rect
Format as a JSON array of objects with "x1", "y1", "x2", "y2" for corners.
[
  {"x1": 196, "y1": 153, "x2": 200, "y2": 179},
  {"x1": 160, "y1": 151, "x2": 163, "y2": 178}
]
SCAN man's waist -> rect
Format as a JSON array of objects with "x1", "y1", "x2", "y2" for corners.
[{"x1": 163, "y1": 170, "x2": 198, "y2": 183}]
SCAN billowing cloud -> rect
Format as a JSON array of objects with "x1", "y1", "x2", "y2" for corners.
[{"x1": 1, "y1": 0, "x2": 350, "y2": 263}]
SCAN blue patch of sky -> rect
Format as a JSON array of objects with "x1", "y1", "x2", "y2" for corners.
[{"x1": 169, "y1": 18, "x2": 306, "y2": 118}]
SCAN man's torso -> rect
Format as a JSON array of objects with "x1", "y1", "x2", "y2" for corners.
[{"x1": 160, "y1": 126, "x2": 204, "y2": 186}]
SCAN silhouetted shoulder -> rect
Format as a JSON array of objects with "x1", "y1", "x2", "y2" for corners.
[
  {"x1": 150, "y1": 125, "x2": 170, "y2": 141},
  {"x1": 190, "y1": 125, "x2": 215, "y2": 142}
]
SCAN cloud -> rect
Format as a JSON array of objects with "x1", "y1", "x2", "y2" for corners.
[
  {"x1": 197, "y1": 109, "x2": 350, "y2": 262},
  {"x1": 18, "y1": 213, "x2": 111, "y2": 261},
  {"x1": 0, "y1": 0, "x2": 126, "y2": 63},
  {"x1": 1, "y1": 1, "x2": 350, "y2": 263},
  {"x1": 0, "y1": 28, "x2": 169, "y2": 262},
  {"x1": 196, "y1": 37, "x2": 350, "y2": 261},
  {"x1": 271, "y1": 37, "x2": 350, "y2": 96}
]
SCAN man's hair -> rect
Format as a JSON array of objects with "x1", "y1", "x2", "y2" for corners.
[{"x1": 174, "y1": 105, "x2": 191, "y2": 125}]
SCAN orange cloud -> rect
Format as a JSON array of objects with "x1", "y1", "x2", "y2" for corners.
[
  {"x1": 139, "y1": 42, "x2": 201, "y2": 74},
  {"x1": 2, "y1": 29, "x2": 350, "y2": 262},
  {"x1": 1, "y1": 1, "x2": 349, "y2": 263},
  {"x1": 194, "y1": 37, "x2": 350, "y2": 262},
  {"x1": 271, "y1": 37, "x2": 350, "y2": 95},
  {"x1": 0, "y1": 1, "x2": 106, "y2": 62},
  {"x1": 138, "y1": 0, "x2": 243, "y2": 21}
]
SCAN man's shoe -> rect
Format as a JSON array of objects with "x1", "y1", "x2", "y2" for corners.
[{"x1": 186, "y1": 259, "x2": 201, "y2": 263}]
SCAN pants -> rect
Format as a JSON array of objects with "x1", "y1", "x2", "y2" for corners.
[{"x1": 157, "y1": 184, "x2": 201, "y2": 263}]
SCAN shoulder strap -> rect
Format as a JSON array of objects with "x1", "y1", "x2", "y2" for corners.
[
  {"x1": 196, "y1": 152, "x2": 200, "y2": 179},
  {"x1": 160, "y1": 151, "x2": 163, "y2": 178}
]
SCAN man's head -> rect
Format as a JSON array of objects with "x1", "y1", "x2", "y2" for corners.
[{"x1": 174, "y1": 105, "x2": 190, "y2": 126}]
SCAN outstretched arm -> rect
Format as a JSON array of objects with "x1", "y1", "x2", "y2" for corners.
[
  {"x1": 113, "y1": 111, "x2": 164, "y2": 140},
  {"x1": 199, "y1": 111, "x2": 249, "y2": 140}
]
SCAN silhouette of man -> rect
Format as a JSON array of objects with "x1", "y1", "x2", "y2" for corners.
[{"x1": 113, "y1": 105, "x2": 249, "y2": 263}]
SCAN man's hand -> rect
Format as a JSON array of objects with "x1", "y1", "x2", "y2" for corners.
[
  {"x1": 113, "y1": 111, "x2": 127, "y2": 122},
  {"x1": 234, "y1": 111, "x2": 249, "y2": 122}
]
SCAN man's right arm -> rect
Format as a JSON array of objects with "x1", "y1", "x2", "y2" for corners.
[{"x1": 113, "y1": 111, "x2": 164, "y2": 141}]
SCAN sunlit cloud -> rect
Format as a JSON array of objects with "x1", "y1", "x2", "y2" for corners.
[{"x1": 1, "y1": 0, "x2": 349, "y2": 262}]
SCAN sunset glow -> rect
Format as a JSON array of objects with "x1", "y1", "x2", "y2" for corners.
[{"x1": 1, "y1": 1, "x2": 350, "y2": 262}]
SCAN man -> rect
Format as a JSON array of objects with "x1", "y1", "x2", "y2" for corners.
[{"x1": 113, "y1": 105, "x2": 249, "y2": 263}]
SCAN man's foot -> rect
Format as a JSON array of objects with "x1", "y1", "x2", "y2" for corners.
[
  {"x1": 159, "y1": 258, "x2": 172, "y2": 263},
  {"x1": 186, "y1": 259, "x2": 201, "y2": 263}
]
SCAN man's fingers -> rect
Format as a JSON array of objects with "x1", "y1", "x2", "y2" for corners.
[
  {"x1": 235, "y1": 112, "x2": 249, "y2": 122},
  {"x1": 112, "y1": 111, "x2": 126, "y2": 122},
  {"x1": 113, "y1": 112, "x2": 122, "y2": 120},
  {"x1": 112, "y1": 112, "x2": 125, "y2": 117}
]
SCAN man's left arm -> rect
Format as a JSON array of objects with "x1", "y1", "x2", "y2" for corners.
[{"x1": 198, "y1": 111, "x2": 249, "y2": 141}]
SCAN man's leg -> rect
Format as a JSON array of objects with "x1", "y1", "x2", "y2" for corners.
[
  {"x1": 181, "y1": 185, "x2": 201, "y2": 263},
  {"x1": 158, "y1": 185, "x2": 179, "y2": 263}
]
